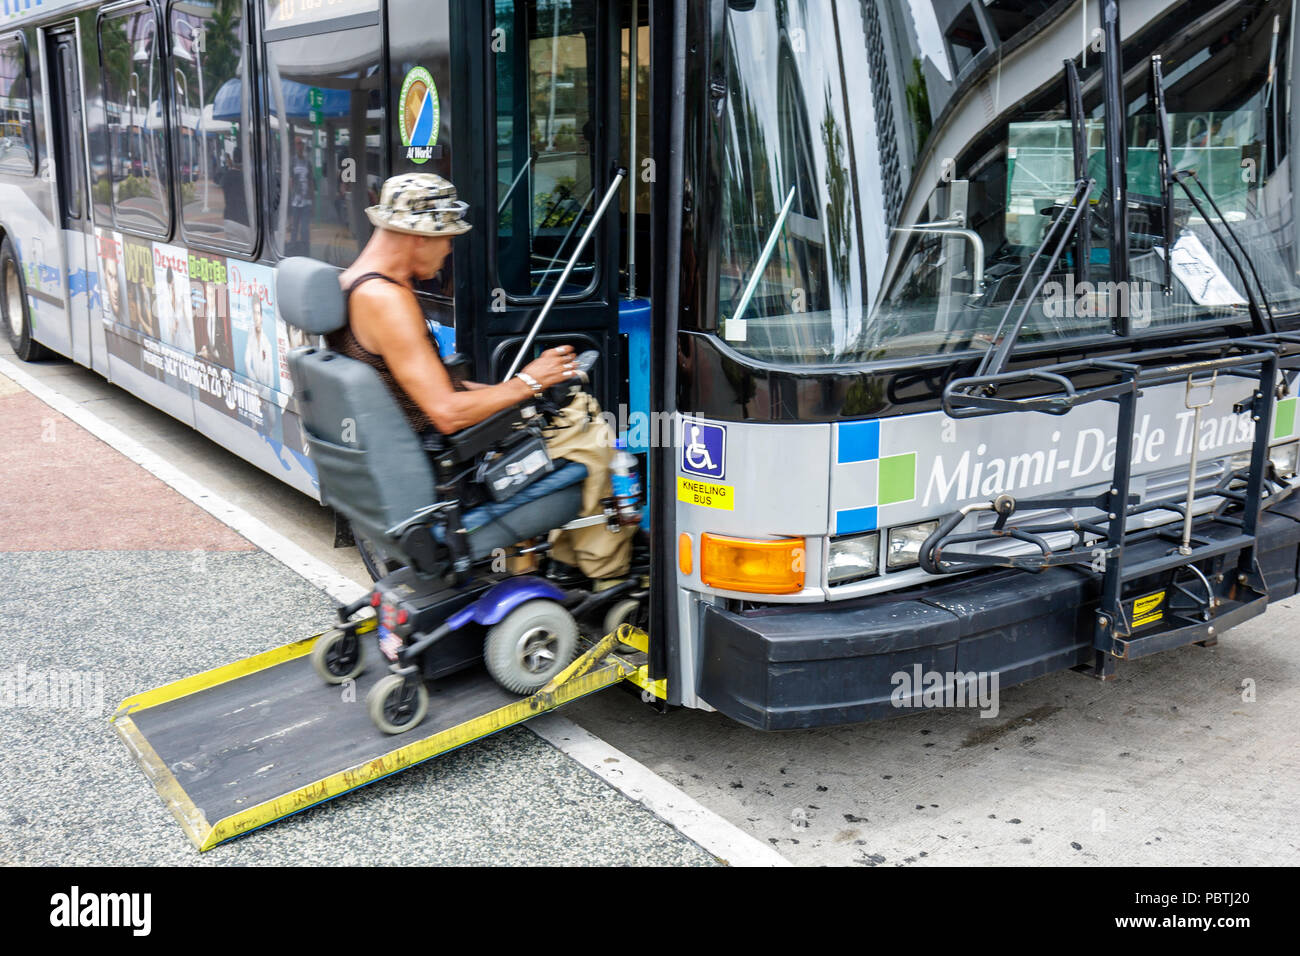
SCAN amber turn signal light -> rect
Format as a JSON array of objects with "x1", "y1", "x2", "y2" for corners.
[{"x1": 699, "y1": 533, "x2": 805, "y2": 594}]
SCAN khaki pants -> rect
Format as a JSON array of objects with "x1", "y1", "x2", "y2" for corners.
[{"x1": 543, "y1": 392, "x2": 633, "y2": 580}]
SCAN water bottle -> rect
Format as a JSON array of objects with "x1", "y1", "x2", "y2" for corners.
[{"x1": 610, "y1": 438, "x2": 642, "y2": 526}]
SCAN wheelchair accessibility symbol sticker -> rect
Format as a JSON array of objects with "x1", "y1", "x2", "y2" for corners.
[{"x1": 681, "y1": 418, "x2": 726, "y2": 480}]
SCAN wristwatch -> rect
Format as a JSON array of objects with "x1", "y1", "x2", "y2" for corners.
[{"x1": 515, "y1": 371, "x2": 543, "y2": 397}]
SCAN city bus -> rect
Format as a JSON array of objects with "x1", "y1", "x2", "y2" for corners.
[{"x1": 4, "y1": 0, "x2": 1300, "y2": 731}]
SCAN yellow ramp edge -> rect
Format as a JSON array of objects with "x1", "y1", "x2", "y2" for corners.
[{"x1": 116, "y1": 624, "x2": 646, "y2": 851}]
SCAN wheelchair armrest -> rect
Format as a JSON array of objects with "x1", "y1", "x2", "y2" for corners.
[
  {"x1": 441, "y1": 351, "x2": 472, "y2": 389},
  {"x1": 429, "y1": 404, "x2": 530, "y2": 467},
  {"x1": 385, "y1": 500, "x2": 456, "y2": 540}
]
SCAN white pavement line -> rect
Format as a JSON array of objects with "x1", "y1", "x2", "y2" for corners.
[
  {"x1": 530, "y1": 713, "x2": 791, "y2": 867},
  {"x1": 2, "y1": 355, "x2": 790, "y2": 866},
  {"x1": 0, "y1": 355, "x2": 368, "y2": 607}
]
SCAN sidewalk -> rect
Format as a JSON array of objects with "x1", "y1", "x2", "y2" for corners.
[{"x1": 0, "y1": 365, "x2": 718, "y2": 865}]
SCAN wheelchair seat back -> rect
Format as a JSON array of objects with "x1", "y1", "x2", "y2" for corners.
[{"x1": 276, "y1": 258, "x2": 438, "y2": 570}]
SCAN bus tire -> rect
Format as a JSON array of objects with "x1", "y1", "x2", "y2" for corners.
[{"x1": 1, "y1": 238, "x2": 51, "y2": 362}]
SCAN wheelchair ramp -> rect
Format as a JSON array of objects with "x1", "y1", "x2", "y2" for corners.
[{"x1": 112, "y1": 626, "x2": 642, "y2": 851}]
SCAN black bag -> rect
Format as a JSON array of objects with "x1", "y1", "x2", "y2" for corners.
[{"x1": 475, "y1": 431, "x2": 555, "y2": 502}]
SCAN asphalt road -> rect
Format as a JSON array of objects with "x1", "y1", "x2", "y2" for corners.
[{"x1": 4, "y1": 342, "x2": 1298, "y2": 866}]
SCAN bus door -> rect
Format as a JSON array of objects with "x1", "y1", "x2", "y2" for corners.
[
  {"x1": 457, "y1": 0, "x2": 626, "y2": 415},
  {"x1": 44, "y1": 26, "x2": 99, "y2": 370}
]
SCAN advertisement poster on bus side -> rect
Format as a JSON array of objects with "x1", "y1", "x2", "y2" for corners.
[
  {"x1": 153, "y1": 242, "x2": 194, "y2": 354},
  {"x1": 121, "y1": 234, "x2": 159, "y2": 340},
  {"x1": 228, "y1": 260, "x2": 279, "y2": 392},
  {"x1": 189, "y1": 251, "x2": 233, "y2": 368},
  {"x1": 95, "y1": 230, "x2": 126, "y2": 330},
  {"x1": 276, "y1": 316, "x2": 320, "y2": 397}
]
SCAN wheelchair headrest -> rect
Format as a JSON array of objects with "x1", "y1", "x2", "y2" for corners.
[{"x1": 275, "y1": 257, "x2": 346, "y2": 335}]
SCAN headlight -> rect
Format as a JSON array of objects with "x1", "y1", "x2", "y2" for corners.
[
  {"x1": 1228, "y1": 449, "x2": 1254, "y2": 474},
  {"x1": 827, "y1": 533, "x2": 879, "y2": 585},
  {"x1": 887, "y1": 520, "x2": 940, "y2": 570},
  {"x1": 1271, "y1": 440, "x2": 1300, "y2": 478}
]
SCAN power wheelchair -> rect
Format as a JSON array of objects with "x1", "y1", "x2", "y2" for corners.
[{"x1": 275, "y1": 257, "x2": 645, "y2": 734}]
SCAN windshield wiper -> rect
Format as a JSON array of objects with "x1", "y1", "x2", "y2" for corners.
[
  {"x1": 1064, "y1": 57, "x2": 1092, "y2": 286},
  {"x1": 1151, "y1": 55, "x2": 1275, "y2": 334},
  {"x1": 974, "y1": 177, "x2": 1094, "y2": 379},
  {"x1": 730, "y1": 186, "x2": 797, "y2": 326},
  {"x1": 1151, "y1": 55, "x2": 1174, "y2": 297}
]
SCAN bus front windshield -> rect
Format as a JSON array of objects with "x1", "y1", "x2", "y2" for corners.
[{"x1": 717, "y1": 0, "x2": 1300, "y2": 366}]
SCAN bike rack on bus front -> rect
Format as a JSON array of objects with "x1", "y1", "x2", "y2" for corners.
[{"x1": 921, "y1": 334, "x2": 1299, "y2": 677}]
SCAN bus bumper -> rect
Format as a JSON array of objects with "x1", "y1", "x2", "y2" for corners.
[{"x1": 697, "y1": 496, "x2": 1300, "y2": 730}]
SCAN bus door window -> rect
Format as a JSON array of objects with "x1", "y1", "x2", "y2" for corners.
[
  {"x1": 51, "y1": 38, "x2": 86, "y2": 223},
  {"x1": 0, "y1": 35, "x2": 36, "y2": 175},
  {"x1": 262, "y1": 2, "x2": 383, "y2": 264},
  {"x1": 169, "y1": 0, "x2": 257, "y2": 252},
  {"x1": 493, "y1": 0, "x2": 600, "y2": 299},
  {"x1": 1122, "y1": 0, "x2": 1300, "y2": 327},
  {"x1": 99, "y1": 4, "x2": 173, "y2": 236},
  {"x1": 619, "y1": 7, "x2": 651, "y2": 299}
]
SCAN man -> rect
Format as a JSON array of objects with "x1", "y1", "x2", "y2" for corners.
[
  {"x1": 332, "y1": 172, "x2": 630, "y2": 580},
  {"x1": 289, "y1": 139, "x2": 314, "y2": 254},
  {"x1": 158, "y1": 267, "x2": 194, "y2": 354},
  {"x1": 218, "y1": 146, "x2": 249, "y2": 229},
  {"x1": 244, "y1": 296, "x2": 275, "y2": 387},
  {"x1": 195, "y1": 279, "x2": 232, "y2": 368},
  {"x1": 101, "y1": 251, "x2": 124, "y2": 325},
  {"x1": 332, "y1": 172, "x2": 578, "y2": 438}
]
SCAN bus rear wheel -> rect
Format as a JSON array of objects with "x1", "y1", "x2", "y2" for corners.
[{"x1": 1, "y1": 238, "x2": 51, "y2": 362}]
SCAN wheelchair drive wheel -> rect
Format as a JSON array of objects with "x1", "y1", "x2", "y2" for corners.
[
  {"x1": 367, "y1": 674, "x2": 429, "y2": 734},
  {"x1": 484, "y1": 600, "x2": 579, "y2": 695},
  {"x1": 311, "y1": 629, "x2": 366, "y2": 684}
]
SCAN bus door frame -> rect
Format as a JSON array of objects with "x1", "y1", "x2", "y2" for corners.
[{"x1": 41, "y1": 22, "x2": 100, "y2": 371}]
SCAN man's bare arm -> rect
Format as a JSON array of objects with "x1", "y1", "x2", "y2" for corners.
[{"x1": 351, "y1": 283, "x2": 572, "y2": 433}]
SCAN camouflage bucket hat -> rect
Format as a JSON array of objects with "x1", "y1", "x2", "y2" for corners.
[{"x1": 365, "y1": 173, "x2": 472, "y2": 237}]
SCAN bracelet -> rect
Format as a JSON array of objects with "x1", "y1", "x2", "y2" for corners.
[{"x1": 515, "y1": 372, "x2": 542, "y2": 396}]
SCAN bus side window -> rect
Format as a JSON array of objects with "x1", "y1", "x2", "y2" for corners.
[
  {"x1": 262, "y1": 17, "x2": 384, "y2": 265},
  {"x1": 169, "y1": 1, "x2": 256, "y2": 252},
  {"x1": 99, "y1": 4, "x2": 173, "y2": 236},
  {"x1": 0, "y1": 34, "x2": 36, "y2": 176}
]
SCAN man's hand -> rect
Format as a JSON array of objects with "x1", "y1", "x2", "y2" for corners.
[{"x1": 521, "y1": 345, "x2": 579, "y2": 389}]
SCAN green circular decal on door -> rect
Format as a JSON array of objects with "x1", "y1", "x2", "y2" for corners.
[{"x1": 399, "y1": 67, "x2": 440, "y2": 165}]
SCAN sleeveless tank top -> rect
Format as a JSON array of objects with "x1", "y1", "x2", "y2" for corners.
[{"x1": 327, "y1": 272, "x2": 434, "y2": 435}]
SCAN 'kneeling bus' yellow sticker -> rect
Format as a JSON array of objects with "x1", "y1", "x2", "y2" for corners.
[{"x1": 678, "y1": 476, "x2": 735, "y2": 510}]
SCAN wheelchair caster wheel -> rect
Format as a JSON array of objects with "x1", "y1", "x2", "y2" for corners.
[
  {"x1": 603, "y1": 598, "x2": 643, "y2": 639},
  {"x1": 484, "y1": 600, "x2": 578, "y2": 695},
  {"x1": 367, "y1": 674, "x2": 429, "y2": 734},
  {"x1": 311, "y1": 629, "x2": 365, "y2": 685}
]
